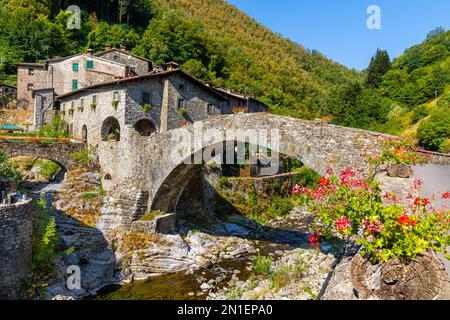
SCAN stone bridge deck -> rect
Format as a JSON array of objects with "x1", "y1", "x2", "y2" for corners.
[{"x1": 0, "y1": 141, "x2": 85, "y2": 170}]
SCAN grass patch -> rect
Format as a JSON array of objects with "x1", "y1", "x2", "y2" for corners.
[
  {"x1": 252, "y1": 254, "x2": 272, "y2": 275},
  {"x1": 79, "y1": 193, "x2": 98, "y2": 200},
  {"x1": 139, "y1": 210, "x2": 166, "y2": 221}
]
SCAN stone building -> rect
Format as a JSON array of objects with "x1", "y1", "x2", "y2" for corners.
[
  {"x1": 94, "y1": 45, "x2": 153, "y2": 75},
  {"x1": 56, "y1": 66, "x2": 228, "y2": 144},
  {"x1": 17, "y1": 63, "x2": 48, "y2": 110},
  {"x1": 211, "y1": 87, "x2": 268, "y2": 113},
  {"x1": 0, "y1": 83, "x2": 17, "y2": 108}
]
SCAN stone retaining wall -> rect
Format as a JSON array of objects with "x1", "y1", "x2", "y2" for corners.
[{"x1": 0, "y1": 200, "x2": 33, "y2": 299}]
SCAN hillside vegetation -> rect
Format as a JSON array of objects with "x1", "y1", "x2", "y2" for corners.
[{"x1": 0, "y1": 0, "x2": 448, "y2": 151}]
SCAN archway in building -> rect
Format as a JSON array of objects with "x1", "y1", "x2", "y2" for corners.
[
  {"x1": 101, "y1": 117, "x2": 121, "y2": 141},
  {"x1": 133, "y1": 119, "x2": 157, "y2": 137}
]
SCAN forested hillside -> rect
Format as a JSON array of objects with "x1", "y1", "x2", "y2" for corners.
[
  {"x1": 0, "y1": 0, "x2": 448, "y2": 151},
  {"x1": 0, "y1": 0, "x2": 360, "y2": 120}
]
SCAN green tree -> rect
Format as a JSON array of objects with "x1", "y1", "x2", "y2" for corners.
[{"x1": 366, "y1": 49, "x2": 391, "y2": 88}]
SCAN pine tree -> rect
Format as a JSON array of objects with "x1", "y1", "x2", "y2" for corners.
[{"x1": 366, "y1": 49, "x2": 391, "y2": 88}]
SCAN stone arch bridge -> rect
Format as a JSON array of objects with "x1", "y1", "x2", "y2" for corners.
[
  {"x1": 95, "y1": 113, "x2": 395, "y2": 228},
  {"x1": 0, "y1": 141, "x2": 85, "y2": 170}
]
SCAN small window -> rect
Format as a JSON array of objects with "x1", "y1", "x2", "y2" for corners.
[
  {"x1": 71, "y1": 101, "x2": 75, "y2": 109},
  {"x1": 72, "y1": 80, "x2": 78, "y2": 90},
  {"x1": 179, "y1": 84, "x2": 185, "y2": 91},
  {"x1": 86, "y1": 60, "x2": 94, "y2": 69},
  {"x1": 130, "y1": 66, "x2": 137, "y2": 73},
  {"x1": 69, "y1": 124, "x2": 73, "y2": 134},
  {"x1": 113, "y1": 91, "x2": 120, "y2": 101},
  {"x1": 27, "y1": 83, "x2": 33, "y2": 91},
  {"x1": 42, "y1": 97, "x2": 47, "y2": 108},
  {"x1": 207, "y1": 103, "x2": 214, "y2": 115},
  {"x1": 178, "y1": 99, "x2": 186, "y2": 109},
  {"x1": 92, "y1": 95, "x2": 97, "y2": 104},
  {"x1": 28, "y1": 69, "x2": 34, "y2": 75},
  {"x1": 62, "y1": 103, "x2": 66, "y2": 111},
  {"x1": 73, "y1": 63, "x2": 79, "y2": 72},
  {"x1": 143, "y1": 92, "x2": 151, "y2": 104},
  {"x1": 113, "y1": 55, "x2": 119, "y2": 61},
  {"x1": 80, "y1": 98, "x2": 84, "y2": 107}
]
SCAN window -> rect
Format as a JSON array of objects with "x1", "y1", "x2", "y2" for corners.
[
  {"x1": 72, "y1": 80, "x2": 78, "y2": 90},
  {"x1": 113, "y1": 91, "x2": 120, "y2": 101},
  {"x1": 113, "y1": 55, "x2": 119, "y2": 61},
  {"x1": 92, "y1": 95, "x2": 97, "y2": 104},
  {"x1": 86, "y1": 60, "x2": 94, "y2": 69},
  {"x1": 143, "y1": 92, "x2": 151, "y2": 104},
  {"x1": 42, "y1": 97, "x2": 47, "y2": 109},
  {"x1": 130, "y1": 66, "x2": 137, "y2": 73},
  {"x1": 71, "y1": 101, "x2": 75, "y2": 109},
  {"x1": 207, "y1": 103, "x2": 214, "y2": 115},
  {"x1": 27, "y1": 83, "x2": 33, "y2": 91},
  {"x1": 178, "y1": 99, "x2": 186, "y2": 109},
  {"x1": 73, "y1": 63, "x2": 79, "y2": 72},
  {"x1": 179, "y1": 84, "x2": 185, "y2": 91},
  {"x1": 28, "y1": 69, "x2": 34, "y2": 75},
  {"x1": 80, "y1": 98, "x2": 84, "y2": 107},
  {"x1": 62, "y1": 103, "x2": 65, "y2": 111}
]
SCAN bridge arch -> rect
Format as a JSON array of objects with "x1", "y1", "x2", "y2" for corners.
[
  {"x1": 0, "y1": 141, "x2": 85, "y2": 170},
  {"x1": 143, "y1": 114, "x2": 391, "y2": 214}
]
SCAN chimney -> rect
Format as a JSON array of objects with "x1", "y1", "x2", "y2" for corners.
[
  {"x1": 87, "y1": 48, "x2": 93, "y2": 55},
  {"x1": 120, "y1": 44, "x2": 126, "y2": 52},
  {"x1": 164, "y1": 62, "x2": 179, "y2": 72},
  {"x1": 105, "y1": 44, "x2": 112, "y2": 51}
]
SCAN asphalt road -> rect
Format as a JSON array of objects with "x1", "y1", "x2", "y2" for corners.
[{"x1": 413, "y1": 164, "x2": 450, "y2": 277}]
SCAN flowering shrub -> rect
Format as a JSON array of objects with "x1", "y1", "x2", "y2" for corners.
[
  {"x1": 366, "y1": 138, "x2": 429, "y2": 166},
  {"x1": 232, "y1": 105, "x2": 249, "y2": 114},
  {"x1": 293, "y1": 168, "x2": 450, "y2": 263},
  {"x1": 179, "y1": 119, "x2": 189, "y2": 126}
]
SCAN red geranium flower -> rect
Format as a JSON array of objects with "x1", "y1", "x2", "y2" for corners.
[
  {"x1": 442, "y1": 192, "x2": 450, "y2": 199},
  {"x1": 336, "y1": 216, "x2": 351, "y2": 232},
  {"x1": 398, "y1": 212, "x2": 416, "y2": 227},
  {"x1": 309, "y1": 232, "x2": 321, "y2": 247},
  {"x1": 292, "y1": 184, "x2": 300, "y2": 196}
]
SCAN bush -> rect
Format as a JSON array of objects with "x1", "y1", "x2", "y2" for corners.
[
  {"x1": 35, "y1": 159, "x2": 60, "y2": 180},
  {"x1": 298, "y1": 167, "x2": 450, "y2": 263},
  {"x1": 411, "y1": 105, "x2": 429, "y2": 124},
  {"x1": 0, "y1": 150, "x2": 21, "y2": 180},
  {"x1": 268, "y1": 197, "x2": 292, "y2": 217},
  {"x1": 38, "y1": 116, "x2": 70, "y2": 138},
  {"x1": 32, "y1": 199, "x2": 61, "y2": 272},
  {"x1": 417, "y1": 108, "x2": 450, "y2": 151},
  {"x1": 70, "y1": 147, "x2": 96, "y2": 166}
]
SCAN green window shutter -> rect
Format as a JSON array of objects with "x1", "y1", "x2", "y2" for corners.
[
  {"x1": 73, "y1": 63, "x2": 79, "y2": 72},
  {"x1": 72, "y1": 80, "x2": 78, "y2": 90},
  {"x1": 86, "y1": 60, "x2": 94, "y2": 69}
]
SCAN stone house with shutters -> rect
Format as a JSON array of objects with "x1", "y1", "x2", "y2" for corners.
[
  {"x1": 94, "y1": 45, "x2": 153, "y2": 76},
  {"x1": 55, "y1": 66, "x2": 228, "y2": 145}
]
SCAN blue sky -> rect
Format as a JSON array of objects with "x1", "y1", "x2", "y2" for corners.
[{"x1": 226, "y1": 0, "x2": 450, "y2": 70}]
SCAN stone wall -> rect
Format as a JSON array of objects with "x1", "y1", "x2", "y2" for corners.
[
  {"x1": 0, "y1": 200, "x2": 33, "y2": 299},
  {"x1": 33, "y1": 89, "x2": 55, "y2": 129},
  {"x1": 418, "y1": 150, "x2": 450, "y2": 166}
]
